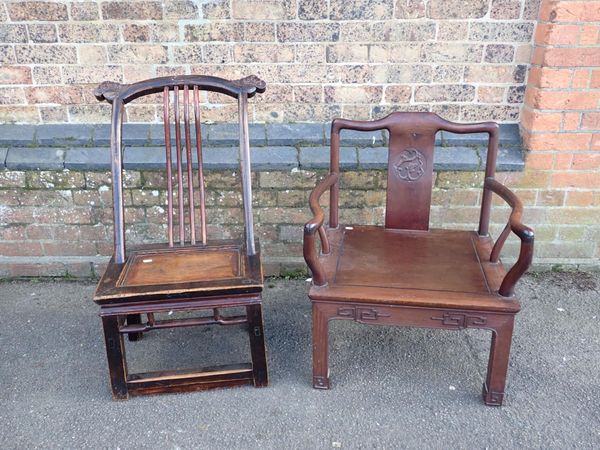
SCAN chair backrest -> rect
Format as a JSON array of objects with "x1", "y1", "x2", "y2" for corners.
[
  {"x1": 95, "y1": 75, "x2": 266, "y2": 264},
  {"x1": 329, "y1": 112, "x2": 499, "y2": 234}
]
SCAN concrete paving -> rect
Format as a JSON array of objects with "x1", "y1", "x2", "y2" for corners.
[{"x1": 0, "y1": 272, "x2": 599, "y2": 449}]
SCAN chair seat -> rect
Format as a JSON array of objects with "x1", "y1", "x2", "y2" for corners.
[
  {"x1": 94, "y1": 239, "x2": 262, "y2": 304},
  {"x1": 308, "y1": 226, "x2": 519, "y2": 313}
]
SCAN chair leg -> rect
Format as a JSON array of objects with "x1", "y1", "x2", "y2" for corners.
[
  {"x1": 126, "y1": 314, "x2": 143, "y2": 341},
  {"x1": 246, "y1": 304, "x2": 268, "y2": 387},
  {"x1": 482, "y1": 317, "x2": 515, "y2": 406},
  {"x1": 101, "y1": 315, "x2": 129, "y2": 400},
  {"x1": 312, "y1": 302, "x2": 330, "y2": 389}
]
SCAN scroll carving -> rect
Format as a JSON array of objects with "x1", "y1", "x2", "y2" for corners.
[
  {"x1": 231, "y1": 75, "x2": 266, "y2": 92},
  {"x1": 430, "y1": 313, "x2": 487, "y2": 329},
  {"x1": 394, "y1": 148, "x2": 426, "y2": 181},
  {"x1": 336, "y1": 306, "x2": 390, "y2": 322},
  {"x1": 94, "y1": 81, "x2": 123, "y2": 103}
]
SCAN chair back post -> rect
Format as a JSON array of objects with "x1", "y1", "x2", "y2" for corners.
[
  {"x1": 329, "y1": 123, "x2": 341, "y2": 229},
  {"x1": 110, "y1": 99, "x2": 126, "y2": 264},
  {"x1": 477, "y1": 125, "x2": 500, "y2": 237},
  {"x1": 238, "y1": 92, "x2": 256, "y2": 255},
  {"x1": 97, "y1": 75, "x2": 265, "y2": 259}
]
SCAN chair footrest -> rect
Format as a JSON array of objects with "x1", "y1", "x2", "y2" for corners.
[
  {"x1": 127, "y1": 363, "x2": 254, "y2": 396},
  {"x1": 119, "y1": 314, "x2": 248, "y2": 333}
]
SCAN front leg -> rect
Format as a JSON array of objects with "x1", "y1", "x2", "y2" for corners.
[
  {"x1": 483, "y1": 316, "x2": 515, "y2": 406},
  {"x1": 312, "y1": 302, "x2": 330, "y2": 389}
]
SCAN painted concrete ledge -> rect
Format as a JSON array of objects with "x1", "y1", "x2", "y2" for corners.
[{"x1": 0, "y1": 123, "x2": 524, "y2": 172}]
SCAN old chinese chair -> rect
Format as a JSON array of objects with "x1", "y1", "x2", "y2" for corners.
[
  {"x1": 303, "y1": 112, "x2": 534, "y2": 406},
  {"x1": 94, "y1": 75, "x2": 268, "y2": 399}
]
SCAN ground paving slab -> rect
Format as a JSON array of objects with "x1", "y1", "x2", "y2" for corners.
[{"x1": 0, "y1": 272, "x2": 599, "y2": 448}]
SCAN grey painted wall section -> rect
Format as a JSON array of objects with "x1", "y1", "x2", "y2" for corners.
[{"x1": 0, "y1": 123, "x2": 524, "y2": 172}]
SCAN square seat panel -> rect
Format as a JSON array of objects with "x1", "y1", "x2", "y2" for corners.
[
  {"x1": 309, "y1": 226, "x2": 519, "y2": 313},
  {"x1": 94, "y1": 240, "x2": 262, "y2": 304}
]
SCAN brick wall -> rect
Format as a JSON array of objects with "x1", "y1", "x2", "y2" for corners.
[
  {"x1": 1, "y1": 0, "x2": 600, "y2": 277},
  {"x1": 520, "y1": 0, "x2": 600, "y2": 263},
  {"x1": 0, "y1": 166, "x2": 528, "y2": 278},
  {"x1": 0, "y1": 0, "x2": 538, "y2": 124}
]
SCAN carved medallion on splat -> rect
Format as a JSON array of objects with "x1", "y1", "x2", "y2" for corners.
[{"x1": 394, "y1": 148, "x2": 426, "y2": 181}]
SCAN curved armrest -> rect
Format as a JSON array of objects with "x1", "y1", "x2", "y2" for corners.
[
  {"x1": 304, "y1": 172, "x2": 340, "y2": 286},
  {"x1": 484, "y1": 177, "x2": 534, "y2": 297}
]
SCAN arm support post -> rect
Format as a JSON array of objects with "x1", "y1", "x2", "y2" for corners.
[
  {"x1": 303, "y1": 173, "x2": 340, "y2": 286},
  {"x1": 484, "y1": 177, "x2": 534, "y2": 297}
]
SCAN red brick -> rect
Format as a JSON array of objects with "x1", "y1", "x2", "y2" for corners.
[
  {"x1": 537, "y1": 190, "x2": 566, "y2": 206},
  {"x1": 0, "y1": 242, "x2": 44, "y2": 257},
  {"x1": 521, "y1": 108, "x2": 562, "y2": 131},
  {"x1": 554, "y1": 152, "x2": 573, "y2": 169},
  {"x1": 0, "y1": 66, "x2": 32, "y2": 84},
  {"x1": 0, "y1": 226, "x2": 27, "y2": 240},
  {"x1": 572, "y1": 69, "x2": 590, "y2": 89},
  {"x1": 535, "y1": 23, "x2": 579, "y2": 45},
  {"x1": 526, "y1": 133, "x2": 592, "y2": 151},
  {"x1": 26, "y1": 224, "x2": 55, "y2": 240},
  {"x1": 9, "y1": 263, "x2": 66, "y2": 278},
  {"x1": 541, "y1": 48, "x2": 600, "y2": 67},
  {"x1": 43, "y1": 241, "x2": 97, "y2": 256},
  {"x1": 562, "y1": 112, "x2": 581, "y2": 131},
  {"x1": 526, "y1": 86, "x2": 600, "y2": 110},
  {"x1": 571, "y1": 153, "x2": 600, "y2": 170},
  {"x1": 591, "y1": 70, "x2": 600, "y2": 88},
  {"x1": 551, "y1": 171, "x2": 600, "y2": 189},
  {"x1": 525, "y1": 152, "x2": 555, "y2": 169},
  {"x1": 539, "y1": 1, "x2": 600, "y2": 23},
  {"x1": 581, "y1": 112, "x2": 600, "y2": 130},
  {"x1": 565, "y1": 191, "x2": 600, "y2": 206},
  {"x1": 526, "y1": 67, "x2": 571, "y2": 89},
  {"x1": 579, "y1": 25, "x2": 600, "y2": 45},
  {"x1": 592, "y1": 134, "x2": 600, "y2": 151}
]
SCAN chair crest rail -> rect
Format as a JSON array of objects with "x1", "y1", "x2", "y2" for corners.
[{"x1": 95, "y1": 75, "x2": 266, "y2": 103}]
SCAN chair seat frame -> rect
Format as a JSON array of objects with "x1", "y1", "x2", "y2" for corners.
[
  {"x1": 94, "y1": 75, "x2": 269, "y2": 399},
  {"x1": 304, "y1": 112, "x2": 534, "y2": 406}
]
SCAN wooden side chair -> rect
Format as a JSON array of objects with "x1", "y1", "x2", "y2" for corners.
[
  {"x1": 93, "y1": 75, "x2": 268, "y2": 399},
  {"x1": 303, "y1": 112, "x2": 534, "y2": 406}
]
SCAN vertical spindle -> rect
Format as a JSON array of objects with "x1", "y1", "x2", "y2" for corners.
[
  {"x1": 174, "y1": 86, "x2": 185, "y2": 245},
  {"x1": 183, "y1": 86, "x2": 196, "y2": 245},
  {"x1": 163, "y1": 87, "x2": 174, "y2": 247},
  {"x1": 193, "y1": 86, "x2": 207, "y2": 245}
]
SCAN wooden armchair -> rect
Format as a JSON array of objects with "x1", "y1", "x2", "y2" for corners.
[
  {"x1": 303, "y1": 112, "x2": 534, "y2": 406},
  {"x1": 94, "y1": 75, "x2": 268, "y2": 399}
]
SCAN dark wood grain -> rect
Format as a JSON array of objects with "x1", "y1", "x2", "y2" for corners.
[
  {"x1": 303, "y1": 112, "x2": 533, "y2": 406},
  {"x1": 94, "y1": 74, "x2": 269, "y2": 399},
  {"x1": 119, "y1": 246, "x2": 240, "y2": 287}
]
